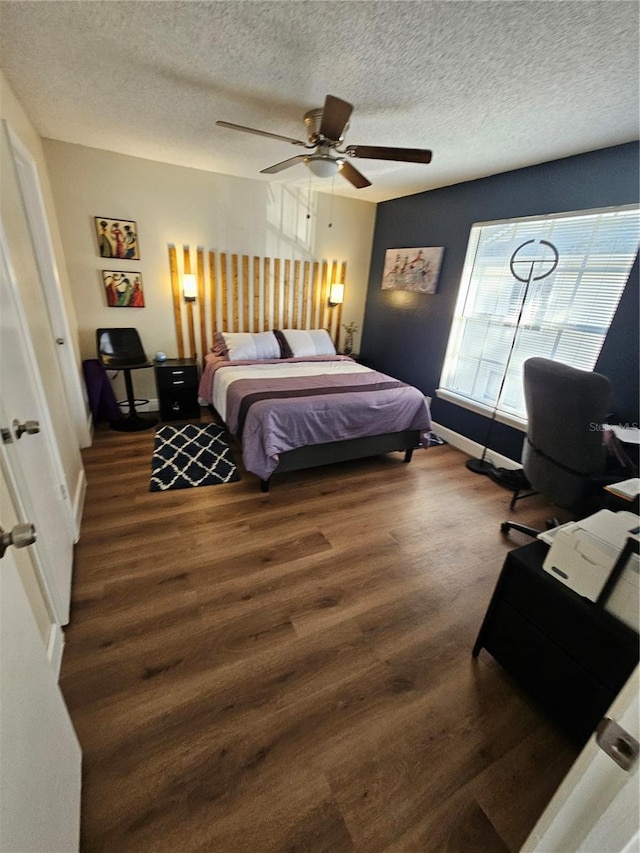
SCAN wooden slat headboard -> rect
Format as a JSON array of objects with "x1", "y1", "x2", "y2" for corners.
[{"x1": 169, "y1": 246, "x2": 346, "y2": 360}]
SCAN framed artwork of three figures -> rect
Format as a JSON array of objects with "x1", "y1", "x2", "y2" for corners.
[
  {"x1": 102, "y1": 271, "x2": 144, "y2": 308},
  {"x1": 95, "y1": 216, "x2": 144, "y2": 307},
  {"x1": 95, "y1": 217, "x2": 139, "y2": 259}
]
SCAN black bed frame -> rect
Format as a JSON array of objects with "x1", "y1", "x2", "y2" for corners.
[
  {"x1": 259, "y1": 429, "x2": 420, "y2": 491},
  {"x1": 209, "y1": 406, "x2": 419, "y2": 491}
]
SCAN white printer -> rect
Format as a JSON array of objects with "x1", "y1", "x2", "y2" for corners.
[{"x1": 541, "y1": 510, "x2": 639, "y2": 631}]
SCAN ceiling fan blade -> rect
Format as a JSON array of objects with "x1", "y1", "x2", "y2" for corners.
[
  {"x1": 216, "y1": 120, "x2": 306, "y2": 147},
  {"x1": 344, "y1": 145, "x2": 432, "y2": 164},
  {"x1": 260, "y1": 155, "x2": 307, "y2": 174},
  {"x1": 319, "y1": 95, "x2": 353, "y2": 141},
  {"x1": 338, "y1": 159, "x2": 371, "y2": 189}
]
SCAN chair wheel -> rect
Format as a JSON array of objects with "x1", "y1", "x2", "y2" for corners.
[{"x1": 500, "y1": 522, "x2": 511, "y2": 533}]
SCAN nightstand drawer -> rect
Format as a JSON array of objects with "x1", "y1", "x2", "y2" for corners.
[
  {"x1": 156, "y1": 364, "x2": 198, "y2": 390},
  {"x1": 159, "y1": 389, "x2": 200, "y2": 422}
]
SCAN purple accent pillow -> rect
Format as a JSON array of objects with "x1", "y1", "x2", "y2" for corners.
[
  {"x1": 273, "y1": 329, "x2": 294, "y2": 359},
  {"x1": 210, "y1": 332, "x2": 229, "y2": 359}
]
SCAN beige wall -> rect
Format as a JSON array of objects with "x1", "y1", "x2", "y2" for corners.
[{"x1": 43, "y1": 140, "x2": 376, "y2": 403}]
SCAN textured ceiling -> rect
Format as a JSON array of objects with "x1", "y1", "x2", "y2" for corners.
[{"x1": 1, "y1": 1, "x2": 638, "y2": 202}]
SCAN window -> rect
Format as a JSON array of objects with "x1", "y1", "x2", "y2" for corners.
[{"x1": 438, "y1": 205, "x2": 640, "y2": 426}]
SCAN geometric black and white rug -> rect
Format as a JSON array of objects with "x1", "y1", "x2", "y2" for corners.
[{"x1": 149, "y1": 423, "x2": 241, "y2": 492}]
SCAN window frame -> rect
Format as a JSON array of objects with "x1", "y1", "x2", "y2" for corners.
[{"x1": 436, "y1": 203, "x2": 640, "y2": 428}]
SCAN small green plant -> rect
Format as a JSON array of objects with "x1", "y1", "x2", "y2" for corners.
[{"x1": 341, "y1": 321, "x2": 359, "y2": 355}]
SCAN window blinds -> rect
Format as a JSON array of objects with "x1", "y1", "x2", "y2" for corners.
[{"x1": 438, "y1": 206, "x2": 640, "y2": 423}]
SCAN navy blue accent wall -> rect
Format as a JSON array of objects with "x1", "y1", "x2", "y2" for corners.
[
  {"x1": 594, "y1": 254, "x2": 639, "y2": 424},
  {"x1": 361, "y1": 142, "x2": 639, "y2": 459}
]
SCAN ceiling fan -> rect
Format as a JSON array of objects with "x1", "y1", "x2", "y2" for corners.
[{"x1": 216, "y1": 94, "x2": 432, "y2": 189}]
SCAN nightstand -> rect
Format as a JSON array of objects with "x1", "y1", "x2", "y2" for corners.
[{"x1": 154, "y1": 358, "x2": 200, "y2": 421}]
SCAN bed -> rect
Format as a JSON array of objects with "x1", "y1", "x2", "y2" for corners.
[{"x1": 197, "y1": 329, "x2": 432, "y2": 490}]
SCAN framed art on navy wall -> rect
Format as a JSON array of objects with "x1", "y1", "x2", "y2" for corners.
[
  {"x1": 381, "y1": 246, "x2": 444, "y2": 293},
  {"x1": 95, "y1": 217, "x2": 140, "y2": 259}
]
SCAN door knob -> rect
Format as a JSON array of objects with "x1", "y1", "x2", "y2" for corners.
[
  {"x1": 13, "y1": 419, "x2": 40, "y2": 439},
  {"x1": 596, "y1": 717, "x2": 639, "y2": 771},
  {"x1": 0, "y1": 522, "x2": 37, "y2": 559}
]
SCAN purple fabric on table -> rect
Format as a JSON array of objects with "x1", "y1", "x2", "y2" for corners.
[
  {"x1": 82, "y1": 359, "x2": 122, "y2": 422},
  {"x1": 201, "y1": 356, "x2": 432, "y2": 481}
]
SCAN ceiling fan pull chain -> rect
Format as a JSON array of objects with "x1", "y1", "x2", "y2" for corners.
[{"x1": 328, "y1": 175, "x2": 335, "y2": 228}]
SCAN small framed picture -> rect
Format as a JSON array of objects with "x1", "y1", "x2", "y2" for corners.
[
  {"x1": 381, "y1": 246, "x2": 445, "y2": 293},
  {"x1": 95, "y1": 217, "x2": 139, "y2": 259},
  {"x1": 102, "y1": 271, "x2": 144, "y2": 307}
]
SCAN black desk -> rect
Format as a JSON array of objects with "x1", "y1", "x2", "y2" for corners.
[{"x1": 473, "y1": 541, "x2": 639, "y2": 745}]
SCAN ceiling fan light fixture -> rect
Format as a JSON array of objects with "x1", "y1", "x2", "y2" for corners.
[
  {"x1": 305, "y1": 156, "x2": 340, "y2": 178},
  {"x1": 218, "y1": 93, "x2": 433, "y2": 189}
]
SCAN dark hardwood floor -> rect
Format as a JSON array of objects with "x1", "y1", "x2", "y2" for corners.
[{"x1": 61, "y1": 415, "x2": 578, "y2": 852}]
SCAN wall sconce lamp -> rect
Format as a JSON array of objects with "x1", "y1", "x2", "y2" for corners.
[
  {"x1": 329, "y1": 282, "x2": 345, "y2": 306},
  {"x1": 183, "y1": 273, "x2": 197, "y2": 302}
]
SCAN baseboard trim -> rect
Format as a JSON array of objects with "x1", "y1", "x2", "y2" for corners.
[
  {"x1": 430, "y1": 421, "x2": 521, "y2": 471},
  {"x1": 79, "y1": 410, "x2": 93, "y2": 449},
  {"x1": 72, "y1": 467, "x2": 87, "y2": 542},
  {"x1": 47, "y1": 623, "x2": 65, "y2": 678}
]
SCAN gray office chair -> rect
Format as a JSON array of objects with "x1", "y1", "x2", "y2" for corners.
[
  {"x1": 501, "y1": 357, "x2": 611, "y2": 538},
  {"x1": 96, "y1": 328, "x2": 157, "y2": 432}
]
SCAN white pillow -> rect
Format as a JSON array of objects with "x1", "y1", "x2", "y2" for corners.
[
  {"x1": 281, "y1": 329, "x2": 336, "y2": 357},
  {"x1": 220, "y1": 331, "x2": 280, "y2": 361}
]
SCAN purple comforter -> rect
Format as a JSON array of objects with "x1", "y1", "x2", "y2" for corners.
[{"x1": 199, "y1": 356, "x2": 432, "y2": 480}]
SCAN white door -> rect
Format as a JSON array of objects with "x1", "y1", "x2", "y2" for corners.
[
  {"x1": 0, "y1": 505, "x2": 81, "y2": 853},
  {"x1": 4, "y1": 120, "x2": 92, "y2": 449},
  {"x1": 522, "y1": 665, "x2": 639, "y2": 852},
  {"x1": 0, "y1": 225, "x2": 75, "y2": 625}
]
